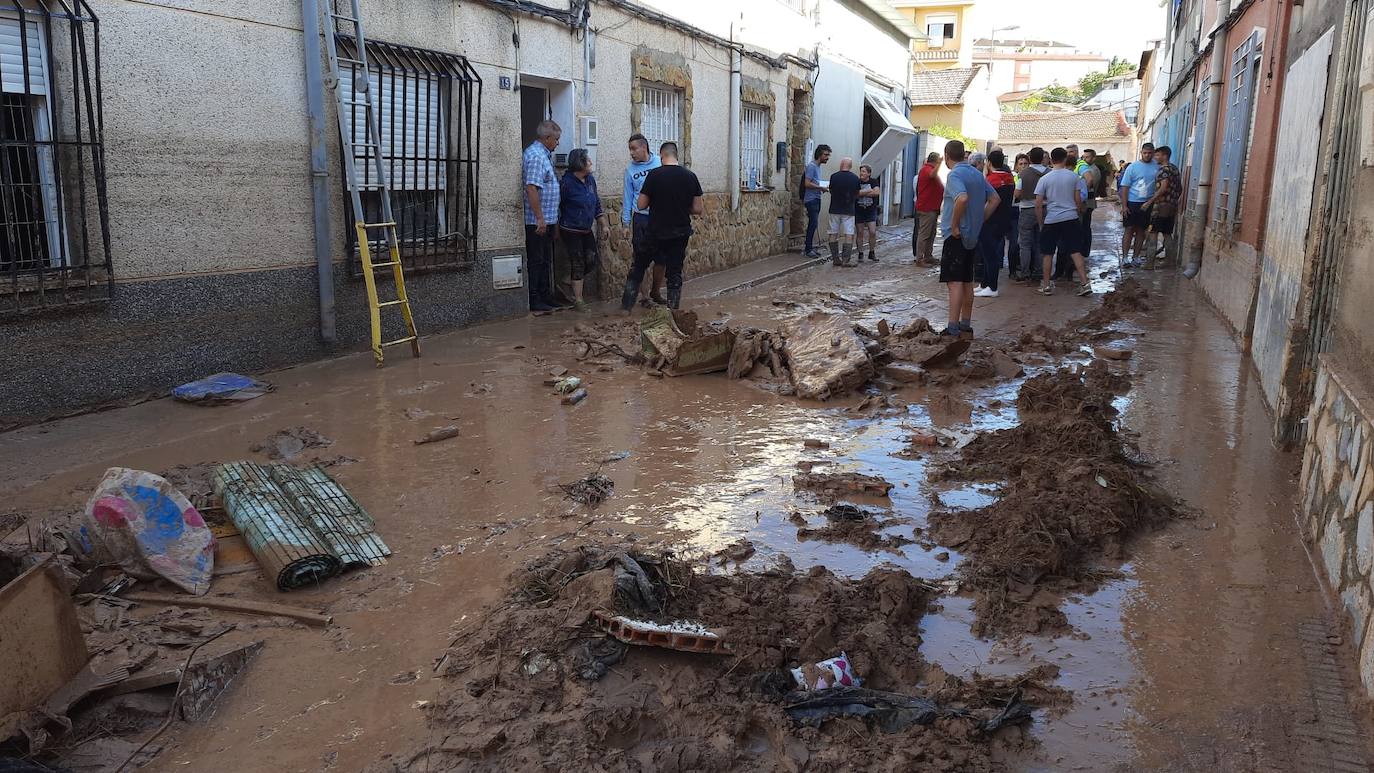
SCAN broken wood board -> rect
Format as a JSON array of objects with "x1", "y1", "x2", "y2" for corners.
[
  {"x1": 640, "y1": 307, "x2": 736, "y2": 376},
  {"x1": 126, "y1": 592, "x2": 332, "y2": 627},
  {"x1": 784, "y1": 314, "x2": 876, "y2": 401},
  {"x1": 0, "y1": 560, "x2": 89, "y2": 739}
]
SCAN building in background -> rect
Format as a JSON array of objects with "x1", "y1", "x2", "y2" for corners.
[
  {"x1": 1080, "y1": 73, "x2": 1141, "y2": 125},
  {"x1": 893, "y1": 0, "x2": 976, "y2": 70},
  {"x1": 973, "y1": 38, "x2": 1110, "y2": 97},
  {"x1": 908, "y1": 66, "x2": 999, "y2": 144},
  {"x1": 995, "y1": 111, "x2": 1137, "y2": 165}
]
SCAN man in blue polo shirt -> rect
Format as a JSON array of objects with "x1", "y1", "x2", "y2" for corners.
[
  {"x1": 1118, "y1": 142, "x2": 1159, "y2": 267},
  {"x1": 939, "y1": 139, "x2": 999, "y2": 338}
]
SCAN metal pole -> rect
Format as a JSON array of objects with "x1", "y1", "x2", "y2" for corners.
[
  {"x1": 302, "y1": 0, "x2": 337, "y2": 344},
  {"x1": 728, "y1": 21, "x2": 741, "y2": 212},
  {"x1": 1183, "y1": 0, "x2": 1231, "y2": 278}
]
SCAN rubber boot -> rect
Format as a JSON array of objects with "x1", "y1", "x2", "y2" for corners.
[
  {"x1": 829, "y1": 241, "x2": 840, "y2": 266},
  {"x1": 840, "y1": 243, "x2": 853, "y2": 267},
  {"x1": 667, "y1": 287, "x2": 682, "y2": 310}
]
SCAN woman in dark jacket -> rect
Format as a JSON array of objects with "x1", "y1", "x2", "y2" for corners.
[{"x1": 558, "y1": 148, "x2": 609, "y2": 312}]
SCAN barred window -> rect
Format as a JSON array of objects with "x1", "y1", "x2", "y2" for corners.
[
  {"x1": 638, "y1": 85, "x2": 682, "y2": 157},
  {"x1": 0, "y1": 7, "x2": 112, "y2": 316},
  {"x1": 740, "y1": 104, "x2": 768, "y2": 189},
  {"x1": 336, "y1": 37, "x2": 481, "y2": 273}
]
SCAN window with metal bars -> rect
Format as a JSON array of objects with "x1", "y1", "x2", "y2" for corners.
[
  {"x1": 740, "y1": 104, "x2": 768, "y2": 189},
  {"x1": 335, "y1": 36, "x2": 481, "y2": 274},
  {"x1": 638, "y1": 85, "x2": 682, "y2": 158},
  {"x1": 0, "y1": 4, "x2": 111, "y2": 316}
]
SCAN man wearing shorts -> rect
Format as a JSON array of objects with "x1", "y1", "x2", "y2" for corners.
[
  {"x1": 621, "y1": 142, "x2": 702, "y2": 311},
  {"x1": 826, "y1": 158, "x2": 861, "y2": 267},
  {"x1": 1034, "y1": 147, "x2": 1093, "y2": 297},
  {"x1": 1118, "y1": 142, "x2": 1159, "y2": 266},
  {"x1": 1142, "y1": 145, "x2": 1181, "y2": 270},
  {"x1": 854, "y1": 164, "x2": 881, "y2": 262},
  {"x1": 939, "y1": 140, "x2": 998, "y2": 337}
]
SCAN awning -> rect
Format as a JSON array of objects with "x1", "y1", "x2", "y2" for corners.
[{"x1": 861, "y1": 90, "x2": 917, "y2": 172}]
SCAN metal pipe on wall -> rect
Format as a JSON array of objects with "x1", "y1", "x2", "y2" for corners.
[
  {"x1": 1183, "y1": 0, "x2": 1232, "y2": 278},
  {"x1": 728, "y1": 21, "x2": 742, "y2": 212},
  {"x1": 301, "y1": 0, "x2": 337, "y2": 344}
]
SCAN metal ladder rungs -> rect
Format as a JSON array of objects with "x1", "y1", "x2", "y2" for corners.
[
  {"x1": 382, "y1": 336, "x2": 418, "y2": 347},
  {"x1": 369, "y1": 260, "x2": 400, "y2": 268},
  {"x1": 361, "y1": 221, "x2": 397, "y2": 229},
  {"x1": 377, "y1": 300, "x2": 407, "y2": 308},
  {"x1": 329, "y1": 13, "x2": 360, "y2": 23}
]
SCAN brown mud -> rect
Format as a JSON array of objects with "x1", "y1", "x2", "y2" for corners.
[
  {"x1": 395, "y1": 545, "x2": 1061, "y2": 773},
  {"x1": 793, "y1": 505, "x2": 915, "y2": 553}
]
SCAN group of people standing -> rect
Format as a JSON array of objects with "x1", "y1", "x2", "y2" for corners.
[
  {"x1": 521, "y1": 119, "x2": 703, "y2": 315},
  {"x1": 801, "y1": 146, "x2": 883, "y2": 266}
]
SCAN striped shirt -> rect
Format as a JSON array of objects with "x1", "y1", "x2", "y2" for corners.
[{"x1": 522, "y1": 142, "x2": 560, "y2": 225}]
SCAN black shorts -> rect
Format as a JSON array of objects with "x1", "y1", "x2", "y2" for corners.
[
  {"x1": 939, "y1": 236, "x2": 976, "y2": 284},
  {"x1": 854, "y1": 208, "x2": 878, "y2": 225},
  {"x1": 1039, "y1": 219, "x2": 1080, "y2": 256},
  {"x1": 1151, "y1": 215, "x2": 1176, "y2": 235},
  {"x1": 1125, "y1": 202, "x2": 1150, "y2": 229}
]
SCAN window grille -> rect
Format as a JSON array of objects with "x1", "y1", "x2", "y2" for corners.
[
  {"x1": 335, "y1": 36, "x2": 481, "y2": 274},
  {"x1": 638, "y1": 85, "x2": 682, "y2": 158},
  {"x1": 740, "y1": 104, "x2": 767, "y2": 189},
  {"x1": 0, "y1": 4, "x2": 112, "y2": 316}
]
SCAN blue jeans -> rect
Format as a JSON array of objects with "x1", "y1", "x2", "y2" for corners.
[{"x1": 804, "y1": 199, "x2": 821, "y2": 252}]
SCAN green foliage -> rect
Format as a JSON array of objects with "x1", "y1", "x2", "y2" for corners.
[
  {"x1": 1108, "y1": 56, "x2": 1136, "y2": 77},
  {"x1": 1078, "y1": 71, "x2": 1107, "y2": 98},
  {"x1": 927, "y1": 123, "x2": 975, "y2": 150},
  {"x1": 1018, "y1": 94, "x2": 1044, "y2": 112},
  {"x1": 1040, "y1": 85, "x2": 1079, "y2": 104}
]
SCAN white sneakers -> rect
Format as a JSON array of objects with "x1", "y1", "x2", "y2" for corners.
[{"x1": 974, "y1": 286, "x2": 999, "y2": 298}]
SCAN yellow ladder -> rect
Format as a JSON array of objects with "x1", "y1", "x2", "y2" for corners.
[
  {"x1": 357, "y1": 221, "x2": 420, "y2": 365},
  {"x1": 323, "y1": 0, "x2": 422, "y2": 367}
]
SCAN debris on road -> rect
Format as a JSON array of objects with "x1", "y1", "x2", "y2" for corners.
[
  {"x1": 413, "y1": 425, "x2": 461, "y2": 445},
  {"x1": 1094, "y1": 345, "x2": 1134, "y2": 361},
  {"x1": 252, "y1": 427, "x2": 333, "y2": 461},
  {"x1": 0, "y1": 560, "x2": 89, "y2": 741},
  {"x1": 640, "y1": 307, "x2": 737, "y2": 376},
  {"x1": 81, "y1": 468, "x2": 215, "y2": 595},
  {"x1": 794, "y1": 472, "x2": 894, "y2": 498},
  {"x1": 727, "y1": 328, "x2": 787, "y2": 380},
  {"x1": 172, "y1": 373, "x2": 273, "y2": 404},
  {"x1": 559, "y1": 474, "x2": 614, "y2": 506},
  {"x1": 123, "y1": 592, "x2": 332, "y2": 627},
  {"x1": 560, "y1": 387, "x2": 588, "y2": 405},
  {"x1": 783, "y1": 313, "x2": 875, "y2": 400},
  {"x1": 791, "y1": 651, "x2": 860, "y2": 690},
  {"x1": 553, "y1": 376, "x2": 582, "y2": 394},
  {"x1": 712, "y1": 538, "x2": 755, "y2": 565},
  {"x1": 794, "y1": 507, "x2": 914, "y2": 553},
  {"x1": 214, "y1": 462, "x2": 389, "y2": 591},
  {"x1": 591, "y1": 610, "x2": 733, "y2": 654},
  {"x1": 803, "y1": 438, "x2": 829, "y2": 449}
]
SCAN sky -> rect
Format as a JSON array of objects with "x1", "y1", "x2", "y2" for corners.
[{"x1": 964, "y1": 0, "x2": 1168, "y2": 63}]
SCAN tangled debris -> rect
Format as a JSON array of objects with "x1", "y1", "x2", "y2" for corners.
[
  {"x1": 931, "y1": 367, "x2": 1184, "y2": 637},
  {"x1": 794, "y1": 472, "x2": 894, "y2": 498},
  {"x1": 794, "y1": 506, "x2": 915, "y2": 553},
  {"x1": 404, "y1": 546, "x2": 1063, "y2": 772},
  {"x1": 250, "y1": 427, "x2": 332, "y2": 461},
  {"x1": 559, "y1": 474, "x2": 615, "y2": 506}
]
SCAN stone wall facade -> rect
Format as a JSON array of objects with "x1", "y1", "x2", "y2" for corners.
[
  {"x1": 586, "y1": 189, "x2": 792, "y2": 301},
  {"x1": 1301, "y1": 354, "x2": 1374, "y2": 693}
]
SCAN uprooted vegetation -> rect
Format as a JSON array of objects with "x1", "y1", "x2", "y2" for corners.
[
  {"x1": 930, "y1": 366, "x2": 1185, "y2": 637},
  {"x1": 399, "y1": 546, "x2": 1067, "y2": 772}
]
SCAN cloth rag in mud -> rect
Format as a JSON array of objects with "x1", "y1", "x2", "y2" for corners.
[
  {"x1": 80, "y1": 468, "x2": 215, "y2": 594},
  {"x1": 172, "y1": 373, "x2": 274, "y2": 404},
  {"x1": 784, "y1": 687, "x2": 958, "y2": 733},
  {"x1": 638, "y1": 307, "x2": 736, "y2": 376},
  {"x1": 212, "y1": 462, "x2": 390, "y2": 590}
]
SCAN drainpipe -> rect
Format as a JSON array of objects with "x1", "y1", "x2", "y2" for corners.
[
  {"x1": 1183, "y1": 0, "x2": 1232, "y2": 279},
  {"x1": 728, "y1": 21, "x2": 742, "y2": 212},
  {"x1": 301, "y1": 0, "x2": 336, "y2": 344}
]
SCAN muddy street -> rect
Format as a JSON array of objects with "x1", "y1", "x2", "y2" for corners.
[{"x1": 2, "y1": 210, "x2": 1370, "y2": 771}]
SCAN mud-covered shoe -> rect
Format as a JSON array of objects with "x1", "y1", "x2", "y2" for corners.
[
  {"x1": 574, "y1": 299, "x2": 591, "y2": 313},
  {"x1": 1077, "y1": 283, "x2": 1093, "y2": 297},
  {"x1": 1036, "y1": 285, "x2": 1054, "y2": 296},
  {"x1": 867, "y1": 251, "x2": 878, "y2": 263}
]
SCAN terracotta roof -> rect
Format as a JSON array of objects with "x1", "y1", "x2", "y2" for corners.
[
  {"x1": 997, "y1": 111, "x2": 1133, "y2": 142},
  {"x1": 973, "y1": 38, "x2": 1074, "y2": 49},
  {"x1": 909, "y1": 67, "x2": 981, "y2": 106}
]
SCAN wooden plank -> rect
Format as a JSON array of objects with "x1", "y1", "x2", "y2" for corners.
[
  {"x1": 0, "y1": 561, "x2": 88, "y2": 738},
  {"x1": 125, "y1": 592, "x2": 333, "y2": 627}
]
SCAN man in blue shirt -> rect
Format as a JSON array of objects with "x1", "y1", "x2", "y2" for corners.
[
  {"x1": 622, "y1": 134, "x2": 664, "y2": 306},
  {"x1": 802, "y1": 144, "x2": 831, "y2": 258},
  {"x1": 939, "y1": 139, "x2": 999, "y2": 338},
  {"x1": 1117, "y1": 142, "x2": 1159, "y2": 267},
  {"x1": 523, "y1": 120, "x2": 562, "y2": 311}
]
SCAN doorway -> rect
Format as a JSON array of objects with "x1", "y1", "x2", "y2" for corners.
[{"x1": 520, "y1": 85, "x2": 548, "y2": 149}]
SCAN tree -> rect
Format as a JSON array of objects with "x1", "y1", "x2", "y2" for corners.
[
  {"x1": 927, "y1": 123, "x2": 975, "y2": 149},
  {"x1": 1041, "y1": 84, "x2": 1078, "y2": 104},
  {"x1": 1018, "y1": 94, "x2": 1044, "y2": 112},
  {"x1": 1078, "y1": 71, "x2": 1107, "y2": 99},
  {"x1": 1108, "y1": 56, "x2": 1136, "y2": 77}
]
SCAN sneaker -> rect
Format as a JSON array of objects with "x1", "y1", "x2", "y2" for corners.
[
  {"x1": 1077, "y1": 283, "x2": 1093, "y2": 297},
  {"x1": 973, "y1": 286, "x2": 990, "y2": 297},
  {"x1": 1036, "y1": 285, "x2": 1054, "y2": 296},
  {"x1": 804, "y1": 250, "x2": 823, "y2": 259},
  {"x1": 982, "y1": 289, "x2": 1000, "y2": 298}
]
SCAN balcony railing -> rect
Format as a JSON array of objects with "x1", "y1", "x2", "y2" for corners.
[{"x1": 913, "y1": 48, "x2": 960, "y2": 61}]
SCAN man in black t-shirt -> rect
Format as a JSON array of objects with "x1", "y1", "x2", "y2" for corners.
[
  {"x1": 826, "y1": 157, "x2": 862, "y2": 267},
  {"x1": 855, "y1": 164, "x2": 881, "y2": 263},
  {"x1": 621, "y1": 142, "x2": 703, "y2": 311}
]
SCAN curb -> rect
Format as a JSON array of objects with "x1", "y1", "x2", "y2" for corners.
[{"x1": 710, "y1": 255, "x2": 830, "y2": 297}]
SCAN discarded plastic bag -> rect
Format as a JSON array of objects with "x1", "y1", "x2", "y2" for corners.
[
  {"x1": 81, "y1": 468, "x2": 215, "y2": 595},
  {"x1": 784, "y1": 687, "x2": 951, "y2": 733},
  {"x1": 791, "y1": 651, "x2": 860, "y2": 690},
  {"x1": 173, "y1": 373, "x2": 274, "y2": 404}
]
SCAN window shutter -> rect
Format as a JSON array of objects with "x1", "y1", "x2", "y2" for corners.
[
  {"x1": 1227, "y1": 42, "x2": 1260, "y2": 223},
  {"x1": 340, "y1": 63, "x2": 446, "y2": 191},
  {"x1": 1214, "y1": 32, "x2": 1260, "y2": 224},
  {"x1": 1189, "y1": 88, "x2": 1208, "y2": 215},
  {"x1": 0, "y1": 16, "x2": 48, "y2": 96}
]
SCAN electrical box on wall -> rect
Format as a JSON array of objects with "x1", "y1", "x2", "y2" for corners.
[
  {"x1": 492, "y1": 255, "x2": 522, "y2": 290},
  {"x1": 580, "y1": 116, "x2": 600, "y2": 145},
  {"x1": 776, "y1": 141, "x2": 787, "y2": 171}
]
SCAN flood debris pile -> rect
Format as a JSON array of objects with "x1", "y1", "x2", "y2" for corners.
[
  {"x1": 559, "y1": 473, "x2": 615, "y2": 506},
  {"x1": 405, "y1": 546, "x2": 1060, "y2": 772},
  {"x1": 1017, "y1": 280, "x2": 1152, "y2": 356},
  {"x1": 793, "y1": 505, "x2": 915, "y2": 553},
  {"x1": 931, "y1": 367, "x2": 1184, "y2": 637}
]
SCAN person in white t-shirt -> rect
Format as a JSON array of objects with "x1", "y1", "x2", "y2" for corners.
[{"x1": 1033, "y1": 147, "x2": 1094, "y2": 297}]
